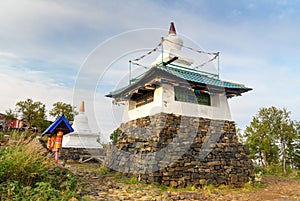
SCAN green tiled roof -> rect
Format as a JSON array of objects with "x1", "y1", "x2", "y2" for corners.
[
  {"x1": 106, "y1": 66, "x2": 252, "y2": 97},
  {"x1": 158, "y1": 66, "x2": 249, "y2": 89}
]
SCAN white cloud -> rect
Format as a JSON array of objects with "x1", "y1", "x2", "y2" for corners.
[
  {"x1": 0, "y1": 73, "x2": 73, "y2": 116},
  {"x1": 0, "y1": 51, "x2": 17, "y2": 58},
  {"x1": 0, "y1": 0, "x2": 300, "y2": 138}
]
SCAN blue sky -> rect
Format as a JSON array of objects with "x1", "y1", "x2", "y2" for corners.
[{"x1": 0, "y1": 0, "x2": 299, "y2": 141}]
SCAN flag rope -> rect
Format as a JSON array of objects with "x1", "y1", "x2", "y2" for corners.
[{"x1": 130, "y1": 38, "x2": 219, "y2": 70}]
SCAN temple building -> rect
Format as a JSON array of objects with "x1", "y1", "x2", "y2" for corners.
[
  {"x1": 106, "y1": 22, "x2": 251, "y2": 122},
  {"x1": 105, "y1": 22, "x2": 254, "y2": 187}
]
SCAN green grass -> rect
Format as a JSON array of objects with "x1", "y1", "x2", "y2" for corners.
[
  {"x1": 96, "y1": 165, "x2": 110, "y2": 176},
  {"x1": 111, "y1": 172, "x2": 139, "y2": 185},
  {"x1": 122, "y1": 177, "x2": 139, "y2": 185},
  {"x1": 91, "y1": 169, "x2": 267, "y2": 195}
]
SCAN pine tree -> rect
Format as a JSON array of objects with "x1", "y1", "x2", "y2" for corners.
[{"x1": 244, "y1": 106, "x2": 298, "y2": 174}]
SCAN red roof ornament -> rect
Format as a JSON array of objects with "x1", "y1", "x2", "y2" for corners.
[{"x1": 169, "y1": 22, "x2": 176, "y2": 35}]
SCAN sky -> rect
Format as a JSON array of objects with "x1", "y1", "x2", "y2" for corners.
[{"x1": 1, "y1": 0, "x2": 300, "y2": 142}]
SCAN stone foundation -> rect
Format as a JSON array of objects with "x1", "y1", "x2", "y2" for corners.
[
  {"x1": 60, "y1": 148, "x2": 105, "y2": 162},
  {"x1": 105, "y1": 113, "x2": 254, "y2": 187}
]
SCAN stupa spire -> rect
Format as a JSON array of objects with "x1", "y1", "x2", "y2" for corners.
[
  {"x1": 169, "y1": 22, "x2": 176, "y2": 35},
  {"x1": 79, "y1": 101, "x2": 85, "y2": 113},
  {"x1": 151, "y1": 22, "x2": 193, "y2": 67}
]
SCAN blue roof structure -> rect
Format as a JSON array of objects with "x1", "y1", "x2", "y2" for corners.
[{"x1": 41, "y1": 115, "x2": 74, "y2": 136}]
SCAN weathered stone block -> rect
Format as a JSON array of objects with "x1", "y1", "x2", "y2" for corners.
[{"x1": 170, "y1": 180, "x2": 177, "y2": 187}]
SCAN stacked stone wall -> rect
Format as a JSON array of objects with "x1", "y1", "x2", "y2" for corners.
[
  {"x1": 105, "y1": 113, "x2": 254, "y2": 187},
  {"x1": 60, "y1": 148, "x2": 90, "y2": 160},
  {"x1": 60, "y1": 148, "x2": 104, "y2": 162}
]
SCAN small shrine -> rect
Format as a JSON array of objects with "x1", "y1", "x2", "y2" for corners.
[
  {"x1": 105, "y1": 22, "x2": 254, "y2": 187},
  {"x1": 42, "y1": 115, "x2": 74, "y2": 162}
]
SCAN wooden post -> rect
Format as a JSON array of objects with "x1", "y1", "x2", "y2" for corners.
[{"x1": 55, "y1": 151, "x2": 59, "y2": 163}]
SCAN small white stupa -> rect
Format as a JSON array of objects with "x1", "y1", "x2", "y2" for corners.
[{"x1": 62, "y1": 101, "x2": 102, "y2": 149}]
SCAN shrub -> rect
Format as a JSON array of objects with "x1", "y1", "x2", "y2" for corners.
[
  {"x1": 0, "y1": 142, "x2": 51, "y2": 186},
  {"x1": 253, "y1": 166, "x2": 266, "y2": 174},
  {"x1": 0, "y1": 137, "x2": 78, "y2": 200},
  {"x1": 110, "y1": 128, "x2": 119, "y2": 144},
  {"x1": 253, "y1": 164, "x2": 293, "y2": 177},
  {"x1": 296, "y1": 171, "x2": 300, "y2": 179}
]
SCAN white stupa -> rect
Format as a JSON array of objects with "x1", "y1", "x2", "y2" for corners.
[
  {"x1": 151, "y1": 22, "x2": 193, "y2": 67},
  {"x1": 62, "y1": 101, "x2": 102, "y2": 149}
]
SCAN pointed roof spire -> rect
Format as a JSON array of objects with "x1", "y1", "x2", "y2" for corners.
[
  {"x1": 169, "y1": 22, "x2": 176, "y2": 35},
  {"x1": 79, "y1": 101, "x2": 85, "y2": 113}
]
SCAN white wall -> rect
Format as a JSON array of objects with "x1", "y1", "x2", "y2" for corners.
[
  {"x1": 122, "y1": 84, "x2": 231, "y2": 123},
  {"x1": 122, "y1": 86, "x2": 163, "y2": 122}
]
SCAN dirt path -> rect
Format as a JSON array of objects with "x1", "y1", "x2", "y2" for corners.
[
  {"x1": 68, "y1": 162, "x2": 300, "y2": 201},
  {"x1": 245, "y1": 176, "x2": 300, "y2": 201}
]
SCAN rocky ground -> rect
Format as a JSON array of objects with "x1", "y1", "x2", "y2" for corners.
[{"x1": 68, "y1": 162, "x2": 300, "y2": 201}]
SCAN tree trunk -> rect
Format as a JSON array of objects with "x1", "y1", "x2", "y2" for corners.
[
  {"x1": 263, "y1": 151, "x2": 268, "y2": 168},
  {"x1": 281, "y1": 140, "x2": 287, "y2": 175},
  {"x1": 259, "y1": 151, "x2": 264, "y2": 167}
]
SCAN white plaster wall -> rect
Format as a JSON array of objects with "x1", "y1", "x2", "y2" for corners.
[
  {"x1": 122, "y1": 84, "x2": 232, "y2": 123},
  {"x1": 122, "y1": 86, "x2": 163, "y2": 122},
  {"x1": 161, "y1": 84, "x2": 231, "y2": 120}
]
